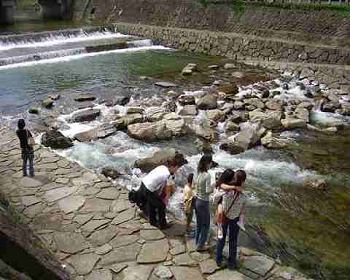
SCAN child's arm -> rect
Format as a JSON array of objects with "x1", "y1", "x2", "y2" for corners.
[{"x1": 220, "y1": 183, "x2": 243, "y2": 192}]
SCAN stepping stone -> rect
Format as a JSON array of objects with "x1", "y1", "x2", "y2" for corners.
[
  {"x1": 23, "y1": 203, "x2": 45, "y2": 218},
  {"x1": 207, "y1": 270, "x2": 251, "y2": 280},
  {"x1": 96, "y1": 188, "x2": 120, "y2": 200},
  {"x1": 122, "y1": 264, "x2": 154, "y2": 280},
  {"x1": 80, "y1": 198, "x2": 111, "y2": 213},
  {"x1": 155, "y1": 81, "x2": 177, "y2": 88},
  {"x1": 173, "y1": 253, "x2": 197, "y2": 266},
  {"x1": 43, "y1": 186, "x2": 77, "y2": 202},
  {"x1": 137, "y1": 239, "x2": 169, "y2": 264},
  {"x1": 74, "y1": 214, "x2": 93, "y2": 225},
  {"x1": 19, "y1": 176, "x2": 45, "y2": 188},
  {"x1": 110, "y1": 234, "x2": 138, "y2": 248},
  {"x1": 154, "y1": 265, "x2": 173, "y2": 279},
  {"x1": 140, "y1": 229, "x2": 165, "y2": 241},
  {"x1": 81, "y1": 219, "x2": 110, "y2": 233},
  {"x1": 110, "y1": 199, "x2": 132, "y2": 213},
  {"x1": 54, "y1": 232, "x2": 88, "y2": 254},
  {"x1": 21, "y1": 196, "x2": 41, "y2": 207},
  {"x1": 110, "y1": 263, "x2": 128, "y2": 274},
  {"x1": 199, "y1": 259, "x2": 219, "y2": 274},
  {"x1": 88, "y1": 226, "x2": 117, "y2": 246},
  {"x1": 95, "y1": 244, "x2": 113, "y2": 255},
  {"x1": 241, "y1": 255, "x2": 275, "y2": 276},
  {"x1": 58, "y1": 195, "x2": 86, "y2": 213},
  {"x1": 171, "y1": 266, "x2": 204, "y2": 280},
  {"x1": 190, "y1": 251, "x2": 210, "y2": 262},
  {"x1": 100, "y1": 243, "x2": 141, "y2": 265},
  {"x1": 169, "y1": 239, "x2": 186, "y2": 255},
  {"x1": 66, "y1": 253, "x2": 100, "y2": 275},
  {"x1": 85, "y1": 269, "x2": 112, "y2": 280},
  {"x1": 111, "y1": 208, "x2": 135, "y2": 225}
]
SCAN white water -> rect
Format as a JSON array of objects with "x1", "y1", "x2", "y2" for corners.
[
  {"x1": 0, "y1": 31, "x2": 129, "y2": 51},
  {"x1": 0, "y1": 45, "x2": 172, "y2": 70}
]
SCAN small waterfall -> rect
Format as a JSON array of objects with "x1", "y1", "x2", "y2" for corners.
[{"x1": 313, "y1": 98, "x2": 324, "y2": 112}]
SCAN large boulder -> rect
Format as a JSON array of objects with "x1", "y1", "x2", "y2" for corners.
[
  {"x1": 41, "y1": 130, "x2": 73, "y2": 149},
  {"x1": 113, "y1": 114, "x2": 144, "y2": 130},
  {"x1": 249, "y1": 110, "x2": 282, "y2": 130},
  {"x1": 74, "y1": 94, "x2": 96, "y2": 102},
  {"x1": 101, "y1": 167, "x2": 122, "y2": 179},
  {"x1": 196, "y1": 94, "x2": 217, "y2": 110},
  {"x1": 281, "y1": 117, "x2": 307, "y2": 129},
  {"x1": 261, "y1": 131, "x2": 289, "y2": 149},
  {"x1": 145, "y1": 108, "x2": 167, "y2": 122},
  {"x1": 135, "y1": 148, "x2": 176, "y2": 172},
  {"x1": 74, "y1": 123, "x2": 116, "y2": 142},
  {"x1": 179, "y1": 105, "x2": 197, "y2": 116},
  {"x1": 128, "y1": 122, "x2": 169, "y2": 142},
  {"x1": 178, "y1": 95, "x2": 195, "y2": 106},
  {"x1": 70, "y1": 109, "x2": 100, "y2": 122},
  {"x1": 190, "y1": 124, "x2": 216, "y2": 142}
]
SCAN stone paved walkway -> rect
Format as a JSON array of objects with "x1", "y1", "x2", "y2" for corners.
[{"x1": 0, "y1": 126, "x2": 311, "y2": 280}]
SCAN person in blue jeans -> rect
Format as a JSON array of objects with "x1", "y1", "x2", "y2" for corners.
[
  {"x1": 16, "y1": 119, "x2": 35, "y2": 177},
  {"x1": 216, "y1": 170, "x2": 247, "y2": 269},
  {"x1": 194, "y1": 154, "x2": 214, "y2": 251}
]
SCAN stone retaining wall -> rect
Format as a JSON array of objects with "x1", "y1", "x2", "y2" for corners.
[{"x1": 113, "y1": 23, "x2": 350, "y2": 90}]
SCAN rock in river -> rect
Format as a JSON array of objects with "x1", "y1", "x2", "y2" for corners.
[
  {"x1": 70, "y1": 109, "x2": 100, "y2": 123},
  {"x1": 41, "y1": 129, "x2": 73, "y2": 149}
]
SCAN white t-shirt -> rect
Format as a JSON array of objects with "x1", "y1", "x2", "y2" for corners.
[{"x1": 142, "y1": 165, "x2": 171, "y2": 193}]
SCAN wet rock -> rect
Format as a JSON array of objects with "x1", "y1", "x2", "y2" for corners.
[
  {"x1": 70, "y1": 109, "x2": 100, "y2": 122},
  {"x1": 179, "y1": 105, "x2": 197, "y2": 116},
  {"x1": 74, "y1": 94, "x2": 96, "y2": 102},
  {"x1": 106, "y1": 95, "x2": 130, "y2": 106},
  {"x1": 321, "y1": 101, "x2": 341, "y2": 113},
  {"x1": 208, "y1": 65, "x2": 219, "y2": 70},
  {"x1": 191, "y1": 124, "x2": 216, "y2": 142},
  {"x1": 281, "y1": 117, "x2": 307, "y2": 129},
  {"x1": 127, "y1": 107, "x2": 144, "y2": 114},
  {"x1": 135, "y1": 149, "x2": 186, "y2": 173},
  {"x1": 294, "y1": 107, "x2": 309, "y2": 122},
  {"x1": 182, "y1": 63, "x2": 197, "y2": 75},
  {"x1": 28, "y1": 107, "x2": 39, "y2": 114},
  {"x1": 113, "y1": 114, "x2": 144, "y2": 130},
  {"x1": 42, "y1": 98, "x2": 54, "y2": 109},
  {"x1": 101, "y1": 167, "x2": 122, "y2": 179},
  {"x1": 41, "y1": 129, "x2": 73, "y2": 149},
  {"x1": 49, "y1": 94, "x2": 60, "y2": 100},
  {"x1": 219, "y1": 142, "x2": 245, "y2": 155},
  {"x1": 304, "y1": 178, "x2": 328, "y2": 191},
  {"x1": 218, "y1": 83, "x2": 238, "y2": 95},
  {"x1": 261, "y1": 131, "x2": 289, "y2": 149},
  {"x1": 155, "y1": 81, "x2": 177, "y2": 88},
  {"x1": 178, "y1": 94, "x2": 195, "y2": 106},
  {"x1": 223, "y1": 63, "x2": 235, "y2": 69},
  {"x1": 249, "y1": 110, "x2": 282, "y2": 130},
  {"x1": 74, "y1": 123, "x2": 116, "y2": 141},
  {"x1": 265, "y1": 100, "x2": 284, "y2": 111},
  {"x1": 196, "y1": 94, "x2": 217, "y2": 110}
]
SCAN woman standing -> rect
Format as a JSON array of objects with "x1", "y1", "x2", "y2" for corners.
[
  {"x1": 194, "y1": 154, "x2": 214, "y2": 251},
  {"x1": 16, "y1": 119, "x2": 35, "y2": 177},
  {"x1": 216, "y1": 170, "x2": 247, "y2": 269}
]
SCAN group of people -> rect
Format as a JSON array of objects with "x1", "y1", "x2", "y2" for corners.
[{"x1": 132, "y1": 153, "x2": 247, "y2": 270}]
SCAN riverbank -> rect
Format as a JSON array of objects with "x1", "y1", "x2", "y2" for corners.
[{"x1": 0, "y1": 125, "x2": 311, "y2": 279}]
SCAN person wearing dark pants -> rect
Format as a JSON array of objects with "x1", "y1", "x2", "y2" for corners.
[
  {"x1": 195, "y1": 198, "x2": 210, "y2": 248},
  {"x1": 216, "y1": 170, "x2": 247, "y2": 269},
  {"x1": 16, "y1": 119, "x2": 34, "y2": 177},
  {"x1": 216, "y1": 217, "x2": 240, "y2": 269},
  {"x1": 138, "y1": 153, "x2": 187, "y2": 229}
]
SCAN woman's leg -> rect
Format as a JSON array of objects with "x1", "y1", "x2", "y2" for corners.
[
  {"x1": 194, "y1": 199, "x2": 202, "y2": 246},
  {"x1": 28, "y1": 151, "x2": 34, "y2": 177},
  {"x1": 216, "y1": 222, "x2": 229, "y2": 265},
  {"x1": 228, "y1": 217, "x2": 240, "y2": 269},
  {"x1": 21, "y1": 150, "x2": 27, "y2": 176},
  {"x1": 197, "y1": 200, "x2": 210, "y2": 248}
]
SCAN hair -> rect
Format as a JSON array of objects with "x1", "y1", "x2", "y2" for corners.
[
  {"x1": 197, "y1": 154, "x2": 213, "y2": 173},
  {"x1": 216, "y1": 169, "x2": 235, "y2": 188},
  {"x1": 168, "y1": 153, "x2": 188, "y2": 168},
  {"x1": 18, "y1": 119, "x2": 25, "y2": 129},
  {"x1": 187, "y1": 173, "x2": 194, "y2": 185},
  {"x1": 233, "y1": 170, "x2": 247, "y2": 186}
]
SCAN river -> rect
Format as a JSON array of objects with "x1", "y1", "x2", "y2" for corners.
[{"x1": 0, "y1": 23, "x2": 349, "y2": 280}]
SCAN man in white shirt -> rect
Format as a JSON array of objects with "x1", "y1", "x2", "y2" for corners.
[{"x1": 139, "y1": 153, "x2": 187, "y2": 229}]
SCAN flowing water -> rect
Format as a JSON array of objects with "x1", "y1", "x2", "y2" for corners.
[{"x1": 0, "y1": 24, "x2": 349, "y2": 279}]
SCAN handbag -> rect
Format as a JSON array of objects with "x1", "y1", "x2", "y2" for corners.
[{"x1": 27, "y1": 130, "x2": 35, "y2": 148}]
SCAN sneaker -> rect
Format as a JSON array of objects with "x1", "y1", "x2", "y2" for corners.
[
  {"x1": 217, "y1": 226, "x2": 223, "y2": 239},
  {"x1": 196, "y1": 245, "x2": 209, "y2": 252}
]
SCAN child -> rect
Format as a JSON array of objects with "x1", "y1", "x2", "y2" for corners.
[{"x1": 183, "y1": 173, "x2": 195, "y2": 232}]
